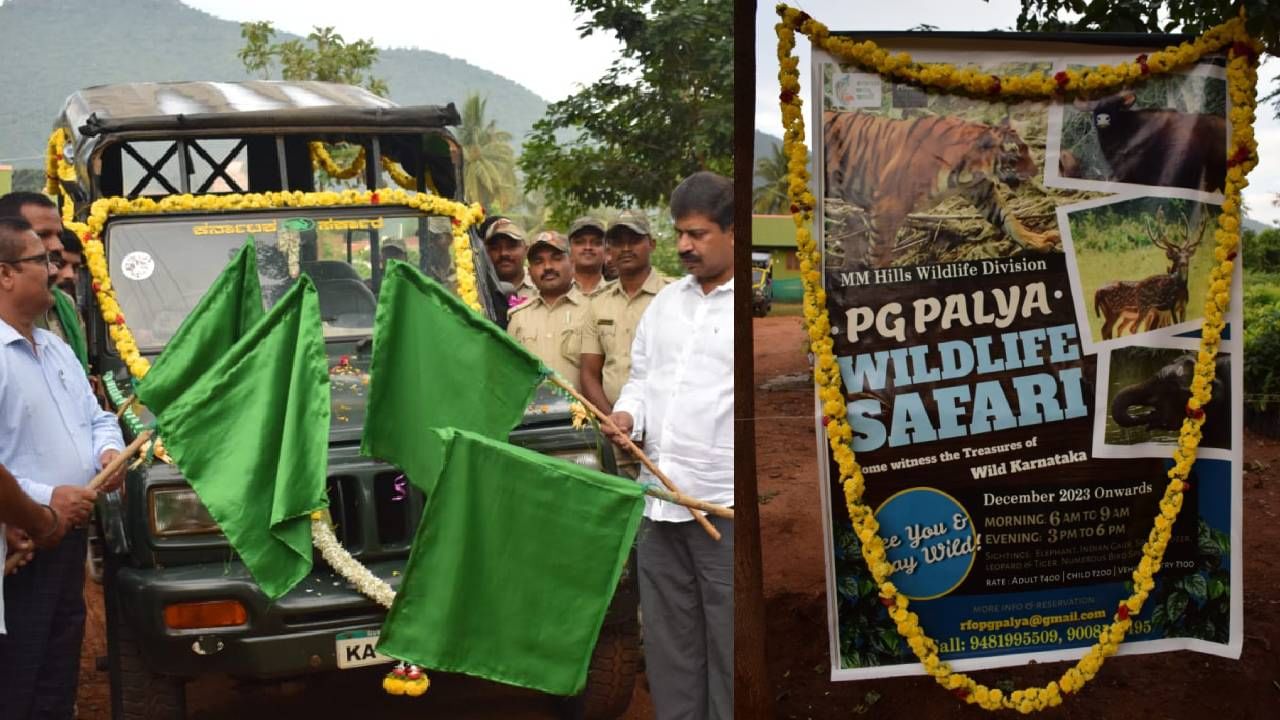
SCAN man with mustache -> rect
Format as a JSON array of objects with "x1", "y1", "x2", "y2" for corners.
[
  {"x1": 566, "y1": 216, "x2": 612, "y2": 297},
  {"x1": 0, "y1": 194, "x2": 87, "y2": 372},
  {"x1": 505, "y1": 231, "x2": 589, "y2": 389},
  {"x1": 605, "y1": 172, "x2": 735, "y2": 720},
  {"x1": 0, "y1": 216, "x2": 125, "y2": 718},
  {"x1": 483, "y1": 218, "x2": 537, "y2": 303},
  {"x1": 55, "y1": 229, "x2": 83, "y2": 298},
  {"x1": 578, "y1": 210, "x2": 670, "y2": 415}
]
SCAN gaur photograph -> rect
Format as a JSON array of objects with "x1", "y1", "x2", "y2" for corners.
[{"x1": 1051, "y1": 71, "x2": 1227, "y2": 195}]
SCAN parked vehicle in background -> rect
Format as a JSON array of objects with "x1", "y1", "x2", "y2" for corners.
[{"x1": 752, "y1": 251, "x2": 774, "y2": 317}]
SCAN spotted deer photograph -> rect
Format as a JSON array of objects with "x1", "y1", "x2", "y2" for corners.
[
  {"x1": 1061, "y1": 196, "x2": 1220, "y2": 346},
  {"x1": 820, "y1": 61, "x2": 1080, "y2": 271}
]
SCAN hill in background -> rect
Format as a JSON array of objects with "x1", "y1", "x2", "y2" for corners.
[{"x1": 0, "y1": 0, "x2": 549, "y2": 167}]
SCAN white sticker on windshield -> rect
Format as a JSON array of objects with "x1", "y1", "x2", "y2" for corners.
[{"x1": 121, "y1": 251, "x2": 155, "y2": 281}]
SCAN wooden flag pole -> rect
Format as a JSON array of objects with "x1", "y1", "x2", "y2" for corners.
[
  {"x1": 114, "y1": 394, "x2": 137, "y2": 419},
  {"x1": 546, "y1": 375, "x2": 730, "y2": 541},
  {"x1": 88, "y1": 429, "x2": 153, "y2": 492},
  {"x1": 642, "y1": 484, "x2": 735, "y2": 519}
]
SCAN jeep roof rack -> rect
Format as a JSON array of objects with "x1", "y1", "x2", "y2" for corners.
[
  {"x1": 59, "y1": 81, "x2": 459, "y2": 143},
  {"x1": 51, "y1": 80, "x2": 464, "y2": 203}
]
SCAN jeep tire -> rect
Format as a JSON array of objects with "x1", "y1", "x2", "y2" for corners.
[
  {"x1": 559, "y1": 620, "x2": 641, "y2": 720},
  {"x1": 105, "y1": 556, "x2": 187, "y2": 719}
]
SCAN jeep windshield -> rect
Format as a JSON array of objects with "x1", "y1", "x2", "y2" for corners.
[{"x1": 106, "y1": 207, "x2": 483, "y2": 439}]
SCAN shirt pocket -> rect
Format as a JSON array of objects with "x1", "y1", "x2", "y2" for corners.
[
  {"x1": 595, "y1": 321, "x2": 618, "y2": 355},
  {"x1": 560, "y1": 327, "x2": 582, "y2": 368},
  {"x1": 512, "y1": 323, "x2": 539, "y2": 346}
]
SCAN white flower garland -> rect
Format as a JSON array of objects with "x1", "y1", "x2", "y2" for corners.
[{"x1": 310, "y1": 512, "x2": 396, "y2": 608}]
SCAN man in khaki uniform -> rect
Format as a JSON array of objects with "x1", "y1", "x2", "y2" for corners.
[
  {"x1": 579, "y1": 209, "x2": 670, "y2": 414},
  {"x1": 483, "y1": 218, "x2": 537, "y2": 302},
  {"x1": 567, "y1": 216, "x2": 611, "y2": 298},
  {"x1": 506, "y1": 231, "x2": 590, "y2": 389}
]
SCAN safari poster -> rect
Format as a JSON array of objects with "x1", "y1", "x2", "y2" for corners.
[{"x1": 812, "y1": 34, "x2": 1243, "y2": 680}]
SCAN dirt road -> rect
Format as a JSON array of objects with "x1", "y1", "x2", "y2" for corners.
[{"x1": 752, "y1": 315, "x2": 1280, "y2": 719}]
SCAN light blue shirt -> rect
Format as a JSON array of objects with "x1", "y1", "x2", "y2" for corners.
[{"x1": 0, "y1": 318, "x2": 123, "y2": 506}]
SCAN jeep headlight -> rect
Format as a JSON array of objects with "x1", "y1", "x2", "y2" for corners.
[
  {"x1": 149, "y1": 487, "x2": 221, "y2": 537},
  {"x1": 549, "y1": 449, "x2": 603, "y2": 472}
]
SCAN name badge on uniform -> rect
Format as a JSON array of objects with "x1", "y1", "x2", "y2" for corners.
[{"x1": 597, "y1": 319, "x2": 614, "y2": 326}]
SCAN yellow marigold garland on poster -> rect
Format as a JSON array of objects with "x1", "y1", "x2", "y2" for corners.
[{"x1": 774, "y1": 4, "x2": 1261, "y2": 712}]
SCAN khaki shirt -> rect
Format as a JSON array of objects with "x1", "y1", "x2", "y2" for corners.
[
  {"x1": 574, "y1": 276, "x2": 615, "y2": 298},
  {"x1": 514, "y1": 273, "x2": 538, "y2": 301},
  {"x1": 35, "y1": 307, "x2": 69, "y2": 344},
  {"x1": 580, "y1": 269, "x2": 671, "y2": 403},
  {"x1": 508, "y1": 287, "x2": 590, "y2": 390}
]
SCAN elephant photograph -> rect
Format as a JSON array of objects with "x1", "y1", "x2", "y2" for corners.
[{"x1": 1105, "y1": 347, "x2": 1231, "y2": 450}]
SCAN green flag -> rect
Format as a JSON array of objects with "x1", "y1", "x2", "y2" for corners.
[
  {"x1": 137, "y1": 237, "x2": 264, "y2": 414},
  {"x1": 361, "y1": 260, "x2": 547, "y2": 485},
  {"x1": 156, "y1": 276, "x2": 329, "y2": 600},
  {"x1": 376, "y1": 428, "x2": 644, "y2": 695}
]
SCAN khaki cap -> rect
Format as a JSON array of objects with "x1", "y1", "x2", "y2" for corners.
[
  {"x1": 381, "y1": 236, "x2": 407, "y2": 253},
  {"x1": 567, "y1": 216, "x2": 606, "y2": 239},
  {"x1": 606, "y1": 210, "x2": 651, "y2": 238},
  {"x1": 529, "y1": 230, "x2": 569, "y2": 254},
  {"x1": 484, "y1": 218, "x2": 526, "y2": 243}
]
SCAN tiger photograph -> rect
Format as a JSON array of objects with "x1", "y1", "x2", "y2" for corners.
[{"x1": 821, "y1": 62, "x2": 1088, "y2": 271}]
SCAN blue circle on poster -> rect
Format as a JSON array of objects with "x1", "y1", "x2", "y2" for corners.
[{"x1": 874, "y1": 487, "x2": 977, "y2": 600}]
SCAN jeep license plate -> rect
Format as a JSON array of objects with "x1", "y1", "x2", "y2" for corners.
[{"x1": 335, "y1": 630, "x2": 393, "y2": 669}]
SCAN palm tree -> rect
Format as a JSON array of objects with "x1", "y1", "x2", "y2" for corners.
[
  {"x1": 457, "y1": 94, "x2": 519, "y2": 212},
  {"x1": 508, "y1": 186, "x2": 552, "y2": 236},
  {"x1": 752, "y1": 142, "x2": 793, "y2": 215}
]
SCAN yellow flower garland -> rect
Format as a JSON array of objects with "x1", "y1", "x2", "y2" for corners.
[
  {"x1": 43, "y1": 128, "x2": 89, "y2": 235},
  {"x1": 774, "y1": 4, "x2": 1260, "y2": 712},
  {"x1": 309, "y1": 142, "x2": 438, "y2": 193},
  {"x1": 75, "y1": 187, "x2": 485, "y2": 383}
]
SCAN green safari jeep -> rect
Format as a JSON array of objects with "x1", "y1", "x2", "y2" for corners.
[{"x1": 48, "y1": 81, "x2": 639, "y2": 719}]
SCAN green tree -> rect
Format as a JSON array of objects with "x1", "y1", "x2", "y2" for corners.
[
  {"x1": 10, "y1": 168, "x2": 43, "y2": 193},
  {"x1": 753, "y1": 142, "x2": 794, "y2": 214},
  {"x1": 238, "y1": 21, "x2": 389, "y2": 97},
  {"x1": 519, "y1": 0, "x2": 733, "y2": 224},
  {"x1": 458, "y1": 94, "x2": 520, "y2": 213}
]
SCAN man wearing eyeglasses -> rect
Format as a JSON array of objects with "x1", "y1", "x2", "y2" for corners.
[
  {"x1": 0, "y1": 216, "x2": 124, "y2": 718},
  {"x1": 0, "y1": 193, "x2": 86, "y2": 371}
]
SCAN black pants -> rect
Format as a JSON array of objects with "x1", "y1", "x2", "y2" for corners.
[{"x1": 0, "y1": 528, "x2": 87, "y2": 720}]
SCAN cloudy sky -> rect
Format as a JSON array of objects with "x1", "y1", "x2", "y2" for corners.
[
  {"x1": 184, "y1": 0, "x2": 623, "y2": 103},
  {"x1": 755, "y1": 0, "x2": 1280, "y2": 226}
]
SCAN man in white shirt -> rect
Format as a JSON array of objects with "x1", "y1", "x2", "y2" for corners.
[{"x1": 608, "y1": 172, "x2": 734, "y2": 720}]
